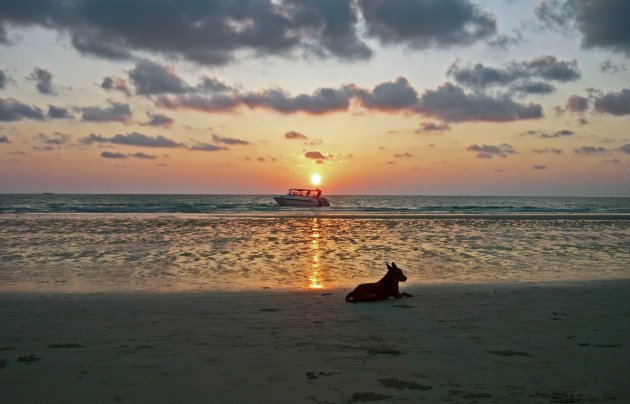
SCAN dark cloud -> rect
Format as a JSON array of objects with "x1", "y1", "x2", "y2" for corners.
[
  {"x1": 593, "y1": 88, "x2": 630, "y2": 116},
  {"x1": 466, "y1": 143, "x2": 516, "y2": 158},
  {"x1": 487, "y1": 30, "x2": 523, "y2": 50},
  {"x1": 415, "y1": 122, "x2": 451, "y2": 134},
  {"x1": 82, "y1": 132, "x2": 183, "y2": 148},
  {"x1": 536, "y1": 0, "x2": 630, "y2": 55},
  {"x1": 521, "y1": 129, "x2": 574, "y2": 138},
  {"x1": 101, "y1": 76, "x2": 131, "y2": 96},
  {"x1": 0, "y1": 135, "x2": 9, "y2": 143},
  {"x1": 198, "y1": 76, "x2": 231, "y2": 93},
  {"x1": 241, "y1": 86, "x2": 354, "y2": 114},
  {"x1": 101, "y1": 151, "x2": 128, "y2": 159},
  {"x1": 142, "y1": 112, "x2": 174, "y2": 128},
  {"x1": 358, "y1": 0, "x2": 496, "y2": 48},
  {"x1": 304, "y1": 151, "x2": 327, "y2": 159},
  {"x1": 156, "y1": 94, "x2": 240, "y2": 113},
  {"x1": 600, "y1": 60, "x2": 627, "y2": 74},
  {"x1": 532, "y1": 165, "x2": 547, "y2": 170},
  {"x1": 573, "y1": 146, "x2": 610, "y2": 155},
  {"x1": 0, "y1": 97, "x2": 45, "y2": 121},
  {"x1": 283, "y1": 0, "x2": 371, "y2": 59},
  {"x1": 356, "y1": 77, "x2": 418, "y2": 111},
  {"x1": 618, "y1": 144, "x2": 630, "y2": 154},
  {"x1": 393, "y1": 152, "x2": 414, "y2": 158},
  {"x1": 189, "y1": 142, "x2": 228, "y2": 152},
  {"x1": 447, "y1": 56, "x2": 580, "y2": 92},
  {"x1": 511, "y1": 81, "x2": 556, "y2": 95},
  {"x1": 36, "y1": 132, "x2": 70, "y2": 146},
  {"x1": 129, "y1": 59, "x2": 191, "y2": 95},
  {"x1": 129, "y1": 152, "x2": 157, "y2": 159},
  {"x1": 79, "y1": 101, "x2": 132, "y2": 122},
  {"x1": 533, "y1": 148, "x2": 563, "y2": 154},
  {"x1": 416, "y1": 83, "x2": 543, "y2": 122},
  {"x1": 0, "y1": 0, "x2": 372, "y2": 65},
  {"x1": 566, "y1": 95, "x2": 589, "y2": 113},
  {"x1": 27, "y1": 67, "x2": 57, "y2": 95},
  {"x1": 284, "y1": 130, "x2": 308, "y2": 139},
  {"x1": 211, "y1": 134, "x2": 250, "y2": 145},
  {"x1": 0, "y1": 69, "x2": 9, "y2": 89},
  {"x1": 47, "y1": 105, "x2": 73, "y2": 119}
]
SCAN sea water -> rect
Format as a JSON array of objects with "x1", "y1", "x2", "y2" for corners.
[{"x1": 1, "y1": 195, "x2": 629, "y2": 292}]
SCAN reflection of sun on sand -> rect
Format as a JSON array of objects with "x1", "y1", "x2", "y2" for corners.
[{"x1": 308, "y1": 217, "x2": 324, "y2": 289}]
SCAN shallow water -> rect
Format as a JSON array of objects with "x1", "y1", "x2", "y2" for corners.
[{"x1": 1, "y1": 214, "x2": 629, "y2": 292}]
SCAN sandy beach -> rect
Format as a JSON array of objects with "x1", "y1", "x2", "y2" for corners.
[{"x1": 1, "y1": 280, "x2": 628, "y2": 403}]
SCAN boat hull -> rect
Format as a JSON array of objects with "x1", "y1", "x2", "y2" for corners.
[{"x1": 273, "y1": 196, "x2": 320, "y2": 206}]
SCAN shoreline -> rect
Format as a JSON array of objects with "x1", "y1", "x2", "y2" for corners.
[{"x1": 2, "y1": 280, "x2": 628, "y2": 402}]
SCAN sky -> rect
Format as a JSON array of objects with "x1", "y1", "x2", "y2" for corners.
[{"x1": 0, "y1": 0, "x2": 629, "y2": 196}]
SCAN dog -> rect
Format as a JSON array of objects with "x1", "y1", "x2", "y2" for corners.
[{"x1": 345, "y1": 262, "x2": 413, "y2": 303}]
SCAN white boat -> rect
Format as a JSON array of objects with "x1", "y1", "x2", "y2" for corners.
[{"x1": 273, "y1": 188, "x2": 330, "y2": 207}]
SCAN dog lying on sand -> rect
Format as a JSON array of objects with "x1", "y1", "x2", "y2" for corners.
[{"x1": 345, "y1": 262, "x2": 413, "y2": 303}]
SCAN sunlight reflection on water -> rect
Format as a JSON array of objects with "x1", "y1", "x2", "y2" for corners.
[{"x1": 1, "y1": 214, "x2": 629, "y2": 292}]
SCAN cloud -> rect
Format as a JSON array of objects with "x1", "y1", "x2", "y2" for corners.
[
  {"x1": 358, "y1": 0, "x2": 497, "y2": 48},
  {"x1": 446, "y1": 55, "x2": 580, "y2": 92},
  {"x1": 101, "y1": 76, "x2": 131, "y2": 96},
  {"x1": 82, "y1": 132, "x2": 183, "y2": 148},
  {"x1": 416, "y1": 83, "x2": 543, "y2": 122},
  {"x1": 618, "y1": 144, "x2": 630, "y2": 154},
  {"x1": 241, "y1": 86, "x2": 354, "y2": 114},
  {"x1": 533, "y1": 148, "x2": 563, "y2": 154},
  {"x1": 47, "y1": 105, "x2": 73, "y2": 119},
  {"x1": 27, "y1": 67, "x2": 57, "y2": 95},
  {"x1": 566, "y1": 95, "x2": 589, "y2": 113},
  {"x1": 415, "y1": 122, "x2": 451, "y2": 134},
  {"x1": 0, "y1": 97, "x2": 46, "y2": 121},
  {"x1": 393, "y1": 152, "x2": 414, "y2": 158},
  {"x1": 129, "y1": 59, "x2": 191, "y2": 95},
  {"x1": 79, "y1": 101, "x2": 132, "y2": 122},
  {"x1": 532, "y1": 165, "x2": 547, "y2": 170},
  {"x1": 356, "y1": 77, "x2": 418, "y2": 111},
  {"x1": 101, "y1": 151, "x2": 128, "y2": 159},
  {"x1": 129, "y1": 152, "x2": 157, "y2": 159},
  {"x1": 573, "y1": 146, "x2": 610, "y2": 155},
  {"x1": 142, "y1": 112, "x2": 174, "y2": 128},
  {"x1": 593, "y1": 88, "x2": 630, "y2": 116},
  {"x1": 536, "y1": 0, "x2": 630, "y2": 56},
  {"x1": 600, "y1": 60, "x2": 627, "y2": 74},
  {"x1": 36, "y1": 132, "x2": 70, "y2": 146},
  {"x1": 466, "y1": 143, "x2": 516, "y2": 158},
  {"x1": 284, "y1": 131, "x2": 308, "y2": 140},
  {"x1": 521, "y1": 129, "x2": 574, "y2": 138},
  {"x1": 304, "y1": 151, "x2": 328, "y2": 160},
  {"x1": 211, "y1": 134, "x2": 250, "y2": 145},
  {"x1": 0, "y1": 135, "x2": 9, "y2": 143},
  {"x1": 189, "y1": 142, "x2": 228, "y2": 152},
  {"x1": 0, "y1": 0, "x2": 373, "y2": 65},
  {"x1": 0, "y1": 69, "x2": 9, "y2": 89}
]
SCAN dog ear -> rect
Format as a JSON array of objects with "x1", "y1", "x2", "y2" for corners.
[
  {"x1": 392, "y1": 262, "x2": 398, "y2": 269},
  {"x1": 386, "y1": 262, "x2": 391, "y2": 270}
]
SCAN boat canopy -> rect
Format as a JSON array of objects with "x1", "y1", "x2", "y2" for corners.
[{"x1": 287, "y1": 188, "x2": 321, "y2": 197}]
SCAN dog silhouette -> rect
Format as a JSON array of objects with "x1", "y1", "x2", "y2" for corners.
[{"x1": 345, "y1": 262, "x2": 412, "y2": 303}]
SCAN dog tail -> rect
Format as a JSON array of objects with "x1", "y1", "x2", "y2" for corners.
[{"x1": 345, "y1": 292, "x2": 356, "y2": 303}]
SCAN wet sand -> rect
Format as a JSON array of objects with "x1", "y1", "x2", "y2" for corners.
[{"x1": 1, "y1": 280, "x2": 629, "y2": 402}]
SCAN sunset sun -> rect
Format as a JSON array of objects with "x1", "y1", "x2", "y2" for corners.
[{"x1": 311, "y1": 174, "x2": 321, "y2": 186}]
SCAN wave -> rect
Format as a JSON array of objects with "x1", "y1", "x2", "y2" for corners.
[{"x1": 1, "y1": 194, "x2": 629, "y2": 215}]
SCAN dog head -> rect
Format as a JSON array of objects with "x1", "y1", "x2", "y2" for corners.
[{"x1": 386, "y1": 262, "x2": 407, "y2": 282}]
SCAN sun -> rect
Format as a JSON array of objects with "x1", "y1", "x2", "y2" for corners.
[{"x1": 310, "y1": 174, "x2": 321, "y2": 186}]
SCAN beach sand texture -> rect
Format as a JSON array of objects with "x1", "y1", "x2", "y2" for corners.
[{"x1": 2, "y1": 281, "x2": 628, "y2": 403}]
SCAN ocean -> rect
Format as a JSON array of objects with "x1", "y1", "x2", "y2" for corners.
[{"x1": 1, "y1": 194, "x2": 629, "y2": 292}]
